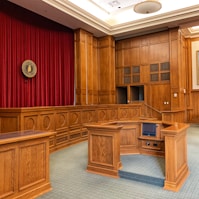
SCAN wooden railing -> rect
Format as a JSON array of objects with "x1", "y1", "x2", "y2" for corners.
[{"x1": 0, "y1": 103, "x2": 186, "y2": 152}]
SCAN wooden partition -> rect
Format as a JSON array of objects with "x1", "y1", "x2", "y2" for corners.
[
  {"x1": 0, "y1": 103, "x2": 188, "y2": 153},
  {"x1": 86, "y1": 120, "x2": 189, "y2": 192},
  {"x1": 0, "y1": 104, "x2": 149, "y2": 152},
  {"x1": 0, "y1": 130, "x2": 54, "y2": 199},
  {"x1": 162, "y1": 109, "x2": 186, "y2": 123}
]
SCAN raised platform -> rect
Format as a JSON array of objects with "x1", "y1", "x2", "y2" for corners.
[{"x1": 119, "y1": 154, "x2": 165, "y2": 187}]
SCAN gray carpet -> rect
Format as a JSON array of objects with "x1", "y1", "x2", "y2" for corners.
[
  {"x1": 119, "y1": 154, "x2": 165, "y2": 186},
  {"x1": 38, "y1": 125, "x2": 199, "y2": 199}
]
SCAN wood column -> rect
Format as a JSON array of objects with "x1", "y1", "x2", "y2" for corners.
[
  {"x1": 74, "y1": 29, "x2": 99, "y2": 105},
  {"x1": 98, "y1": 36, "x2": 116, "y2": 104}
]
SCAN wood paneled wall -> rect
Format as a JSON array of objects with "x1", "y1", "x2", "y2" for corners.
[
  {"x1": 74, "y1": 27, "x2": 199, "y2": 122},
  {"x1": 115, "y1": 28, "x2": 188, "y2": 122},
  {"x1": 74, "y1": 29, "x2": 115, "y2": 105},
  {"x1": 116, "y1": 30, "x2": 172, "y2": 111}
]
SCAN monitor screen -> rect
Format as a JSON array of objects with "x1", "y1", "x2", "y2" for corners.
[{"x1": 142, "y1": 123, "x2": 156, "y2": 136}]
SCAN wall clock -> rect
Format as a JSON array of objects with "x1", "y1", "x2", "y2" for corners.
[{"x1": 22, "y1": 60, "x2": 37, "y2": 78}]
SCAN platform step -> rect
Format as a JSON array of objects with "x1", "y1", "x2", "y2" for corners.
[{"x1": 119, "y1": 170, "x2": 165, "y2": 187}]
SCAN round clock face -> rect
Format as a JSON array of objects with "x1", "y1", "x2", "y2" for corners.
[{"x1": 22, "y1": 60, "x2": 37, "y2": 78}]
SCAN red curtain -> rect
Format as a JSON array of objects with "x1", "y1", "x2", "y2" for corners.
[{"x1": 0, "y1": 1, "x2": 74, "y2": 107}]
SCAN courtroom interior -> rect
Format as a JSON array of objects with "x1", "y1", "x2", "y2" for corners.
[{"x1": 1, "y1": 0, "x2": 199, "y2": 198}]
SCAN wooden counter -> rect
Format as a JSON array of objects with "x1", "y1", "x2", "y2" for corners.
[
  {"x1": 0, "y1": 130, "x2": 54, "y2": 199},
  {"x1": 85, "y1": 121, "x2": 190, "y2": 192}
]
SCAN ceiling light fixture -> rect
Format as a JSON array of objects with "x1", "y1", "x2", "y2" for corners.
[{"x1": 134, "y1": 0, "x2": 162, "y2": 14}]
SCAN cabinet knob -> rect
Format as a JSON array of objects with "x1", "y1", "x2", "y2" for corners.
[{"x1": 146, "y1": 141, "x2": 150, "y2": 146}]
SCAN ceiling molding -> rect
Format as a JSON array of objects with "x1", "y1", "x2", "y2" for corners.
[
  {"x1": 42, "y1": 1, "x2": 199, "y2": 37},
  {"x1": 8, "y1": 0, "x2": 199, "y2": 39}
]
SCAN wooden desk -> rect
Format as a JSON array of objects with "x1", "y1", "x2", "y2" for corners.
[
  {"x1": 86, "y1": 121, "x2": 190, "y2": 192},
  {"x1": 0, "y1": 130, "x2": 54, "y2": 199}
]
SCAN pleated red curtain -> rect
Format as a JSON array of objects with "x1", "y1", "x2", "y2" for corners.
[{"x1": 0, "y1": 1, "x2": 74, "y2": 107}]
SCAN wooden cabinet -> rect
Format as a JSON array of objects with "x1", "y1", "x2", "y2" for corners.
[{"x1": 0, "y1": 130, "x2": 54, "y2": 199}]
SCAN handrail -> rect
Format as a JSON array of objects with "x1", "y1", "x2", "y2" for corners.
[{"x1": 143, "y1": 103, "x2": 162, "y2": 114}]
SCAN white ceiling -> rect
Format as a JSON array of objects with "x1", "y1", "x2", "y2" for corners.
[{"x1": 8, "y1": 0, "x2": 199, "y2": 39}]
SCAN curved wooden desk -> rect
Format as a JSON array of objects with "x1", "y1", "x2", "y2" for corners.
[
  {"x1": 86, "y1": 121, "x2": 190, "y2": 192},
  {"x1": 0, "y1": 130, "x2": 54, "y2": 199}
]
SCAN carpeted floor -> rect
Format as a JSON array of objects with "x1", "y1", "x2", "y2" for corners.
[
  {"x1": 119, "y1": 154, "x2": 165, "y2": 187},
  {"x1": 38, "y1": 125, "x2": 199, "y2": 199}
]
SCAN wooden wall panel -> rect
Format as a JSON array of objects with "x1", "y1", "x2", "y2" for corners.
[
  {"x1": 140, "y1": 65, "x2": 150, "y2": 83},
  {"x1": 149, "y1": 84, "x2": 171, "y2": 111},
  {"x1": 98, "y1": 36, "x2": 115, "y2": 104},
  {"x1": 81, "y1": 109, "x2": 97, "y2": 124},
  {"x1": 68, "y1": 110, "x2": 81, "y2": 129},
  {"x1": 115, "y1": 42, "x2": 124, "y2": 67},
  {"x1": 0, "y1": 116, "x2": 19, "y2": 133},
  {"x1": 123, "y1": 47, "x2": 140, "y2": 66},
  {"x1": 148, "y1": 31, "x2": 169, "y2": 44},
  {"x1": 140, "y1": 46, "x2": 149, "y2": 65},
  {"x1": 23, "y1": 115, "x2": 38, "y2": 130},
  {"x1": 170, "y1": 39, "x2": 179, "y2": 88},
  {"x1": 87, "y1": 34, "x2": 95, "y2": 105},
  {"x1": 92, "y1": 38, "x2": 99, "y2": 104},
  {"x1": 55, "y1": 111, "x2": 68, "y2": 131},
  {"x1": 149, "y1": 43, "x2": 169, "y2": 63},
  {"x1": 40, "y1": 113, "x2": 55, "y2": 131}
]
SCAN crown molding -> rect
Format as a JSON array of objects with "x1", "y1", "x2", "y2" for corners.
[
  {"x1": 9, "y1": 0, "x2": 199, "y2": 38},
  {"x1": 44, "y1": 1, "x2": 199, "y2": 36}
]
